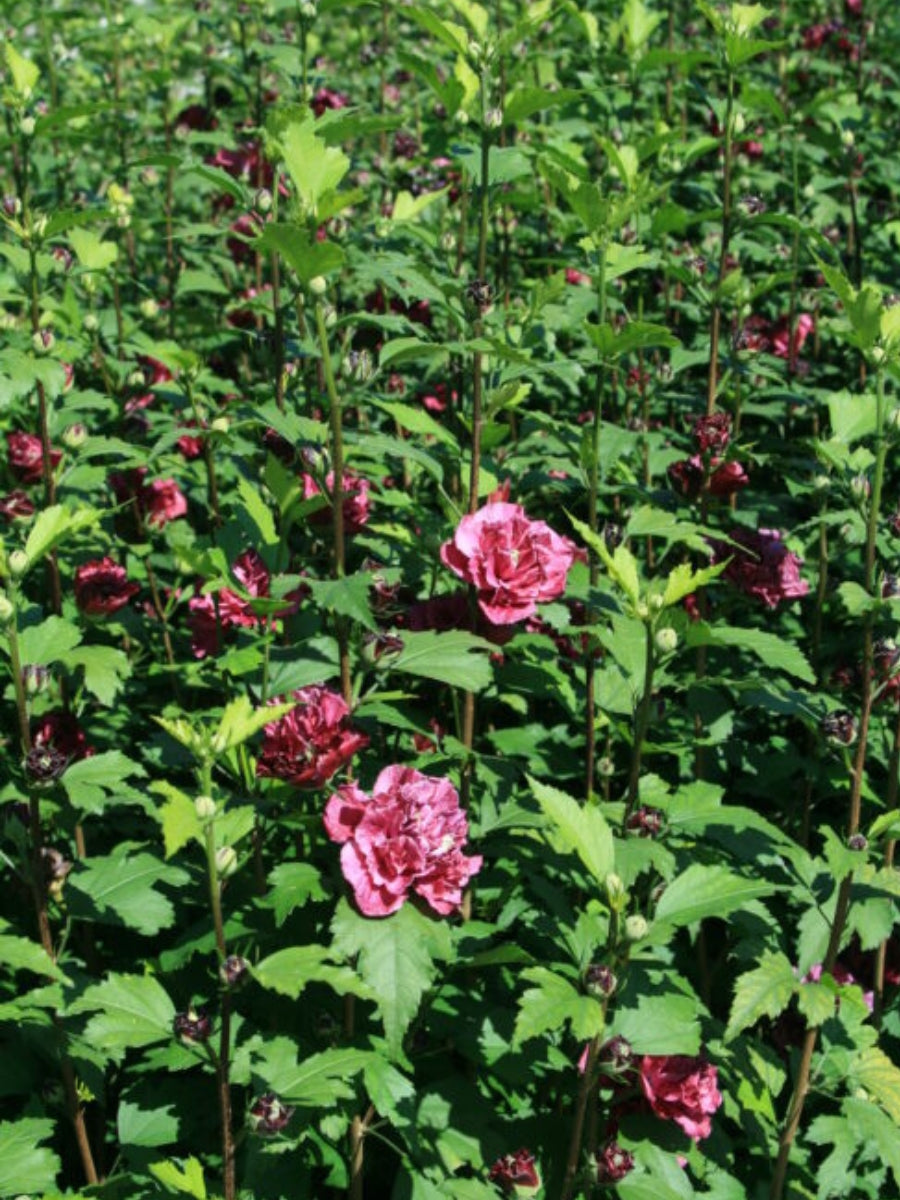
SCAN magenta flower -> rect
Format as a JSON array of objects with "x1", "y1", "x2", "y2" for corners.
[
  {"x1": 257, "y1": 685, "x2": 369, "y2": 789},
  {"x1": 7, "y1": 431, "x2": 62, "y2": 485},
  {"x1": 303, "y1": 470, "x2": 371, "y2": 535},
  {"x1": 324, "y1": 766, "x2": 482, "y2": 917},
  {"x1": 639, "y1": 1054, "x2": 723, "y2": 1141},
  {"x1": 714, "y1": 527, "x2": 810, "y2": 608},
  {"x1": 188, "y1": 548, "x2": 283, "y2": 658},
  {"x1": 440, "y1": 501, "x2": 582, "y2": 626},
  {"x1": 487, "y1": 1148, "x2": 541, "y2": 1195}
]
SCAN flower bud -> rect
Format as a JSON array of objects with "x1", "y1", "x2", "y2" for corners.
[
  {"x1": 8, "y1": 550, "x2": 29, "y2": 578},
  {"x1": 484, "y1": 107, "x2": 503, "y2": 129},
  {"x1": 732, "y1": 111, "x2": 746, "y2": 135},
  {"x1": 248, "y1": 1091, "x2": 295, "y2": 1136},
  {"x1": 871, "y1": 345, "x2": 886, "y2": 366},
  {"x1": 215, "y1": 845, "x2": 238, "y2": 877},
  {"x1": 655, "y1": 627, "x2": 678, "y2": 654},
  {"x1": 83, "y1": 313, "x2": 99, "y2": 333},
  {"x1": 841, "y1": 128, "x2": 855, "y2": 148},
  {"x1": 140, "y1": 298, "x2": 159, "y2": 319},
  {"x1": 32, "y1": 329, "x2": 54, "y2": 355},
  {"x1": 210, "y1": 416, "x2": 230, "y2": 435},
  {"x1": 299, "y1": 0, "x2": 316, "y2": 17},
  {"x1": 605, "y1": 873, "x2": 626, "y2": 910},
  {"x1": 821, "y1": 710, "x2": 857, "y2": 746},
  {"x1": 20, "y1": 115, "x2": 36, "y2": 138},
  {"x1": 62, "y1": 423, "x2": 87, "y2": 449},
  {"x1": 308, "y1": 275, "x2": 328, "y2": 296},
  {"x1": 848, "y1": 833, "x2": 868, "y2": 851},
  {"x1": 195, "y1": 795, "x2": 217, "y2": 821},
  {"x1": 0, "y1": 593, "x2": 15, "y2": 623},
  {"x1": 22, "y1": 664, "x2": 50, "y2": 695},
  {"x1": 598, "y1": 1034, "x2": 633, "y2": 1076},
  {"x1": 26, "y1": 747, "x2": 68, "y2": 785},
  {"x1": 624, "y1": 914, "x2": 649, "y2": 941},
  {"x1": 219, "y1": 954, "x2": 250, "y2": 988},
  {"x1": 584, "y1": 963, "x2": 617, "y2": 998},
  {"x1": 254, "y1": 187, "x2": 273, "y2": 213},
  {"x1": 625, "y1": 805, "x2": 664, "y2": 838},
  {"x1": 173, "y1": 1006, "x2": 213, "y2": 1045}
]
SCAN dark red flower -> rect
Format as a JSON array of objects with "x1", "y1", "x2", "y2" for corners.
[
  {"x1": 188, "y1": 548, "x2": 280, "y2": 658},
  {"x1": 257, "y1": 685, "x2": 369, "y2": 789},
  {"x1": 32, "y1": 711, "x2": 93, "y2": 764},
  {"x1": 0, "y1": 490, "x2": 35, "y2": 521},
  {"x1": 303, "y1": 471, "x2": 371, "y2": 535},
  {"x1": 595, "y1": 1140, "x2": 635, "y2": 1184},
  {"x1": 639, "y1": 1054, "x2": 722, "y2": 1141},
  {"x1": 74, "y1": 557, "x2": 140, "y2": 616},
  {"x1": 488, "y1": 1148, "x2": 541, "y2": 1195},
  {"x1": 7, "y1": 432, "x2": 62, "y2": 485},
  {"x1": 708, "y1": 458, "x2": 749, "y2": 497},
  {"x1": 692, "y1": 412, "x2": 732, "y2": 453},
  {"x1": 248, "y1": 1092, "x2": 294, "y2": 1136},
  {"x1": 310, "y1": 87, "x2": 349, "y2": 118},
  {"x1": 110, "y1": 468, "x2": 188, "y2": 529},
  {"x1": 713, "y1": 528, "x2": 809, "y2": 608}
]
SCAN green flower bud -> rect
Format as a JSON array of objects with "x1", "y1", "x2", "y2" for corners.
[
  {"x1": 655, "y1": 627, "x2": 678, "y2": 654},
  {"x1": 8, "y1": 550, "x2": 29, "y2": 578},
  {"x1": 624, "y1": 914, "x2": 649, "y2": 941},
  {"x1": 0, "y1": 593, "x2": 15, "y2": 623},
  {"x1": 308, "y1": 275, "x2": 328, "y2": 296},
  {"x1": 215, "y1": 845, "x2": 238, "y2": 878},
  {"x1": 195, "y1": 795, "x2": 216, "y2": 821}
]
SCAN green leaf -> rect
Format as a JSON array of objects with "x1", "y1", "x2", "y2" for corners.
[
  {"x1": 117, "y1": 1093, "x2": 180, "y2": 1148},
  {"x1": 371, "y1": 399, "x2": 457, "y2": 449},
  {"x1": 307, "y1": 573, "x2": 377, "y2": 631},
  {"x1": 851, "y1": 1047, "x2": 900, "y2": 1124},
  {"x1": 23, "y1": 505, "x2": 99, "y2": 570},
  {"x1": 149, "y1": 1157, "x2": 207, "y2": 1200},
  {"x1": 377, "y1": 337, "x2": 450, "y2": 370},
  {"x1": 827, "y1": 391, "x2": 877, "y2": 443},
  {"x1": 263, "y1": 862, "x2": 327, "y2": 925},
  {"x1": 686, "y1": 622, "x2": 815, "y2": 684},
  {"x1": 62, "y1": 750, "x2": 147, "y2": 816},
  {"x1": 391, "y1": 188, "x2": 451, "y2": 223},
  {"x1": 654, "y1": 864, "x2": 777, "y2": 929},
  {"x1": 256, "y1": 223, "x2": 345, "y2": 283},
  {"x1": 585, "y1": 320, "x2": 679, "y2": 359},
  {"x1": 725, "y1": 951, "x2": 797, "y2": 1040},
  {"x1": 568, "y1": 513, "x2": 640, "y2": 606},
  {"x1": 62, "y1": 644, "x2": 133, "y2": 705},
  {"x1": 68, "y1": 973, "x2": 175, "y2": 1060},
  {"x1": 503, "y1": 86, "x2": 581, "y2": 123},
  {"x1": 387, "y1": 629, "x2": 495, "y2": 691},
  {"x1": 529, "y1": 776, "x2": 614, "y2": 884},
  {"x1": 837, "y1": 581, "x2": 877, "y2": 617},
  {"x1": 17, "y1": 615, "x2": 82, "y2": 664},
  {"x1": 280, "y1": 119, "x2": 349, "y2": 218},
  {"x1": 661, "y1": 560, "x2": 726, "y2": 608},
  {"x1": 253, "y1": 945, "x2": 372, "y2": 1001},
  {"x1": 4, "y1": 43, "x2": 40, "y2": 99},
  {"x1": 0, "y1": 1118, "x2": 60, "y2": 1196},
  {"x1": 611, "y1": 992, "x2": 701, "y2": 1055},
  {"x1": 0, "y1": 933, "x2": 65, "y2": 981},
  {"x1": 331, "y1": 899, "x2": 453, "y2": 1057},
  {"x1": 69, "y1": 227, "x2": 118, "y2": 272},
  {"x1": 67, "y1": 845, "x2": 189, "y2": 935},
  {"x1": 407, "y1": 7, "x2": 469, "y2": 57},
  {"x1": 513, "y1": 967, "x2": 604, "y2": 1045},
  {"x1": 252, "y1": 1037, "x2": 370, "y2": 1107},
  {"x1": 235, "y1": 475, "x2": 278, "y2": 546}
]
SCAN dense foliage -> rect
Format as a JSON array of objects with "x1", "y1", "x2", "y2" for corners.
[{"x1": 2, "y1": 1, "x2": 900, "y2": 1198}]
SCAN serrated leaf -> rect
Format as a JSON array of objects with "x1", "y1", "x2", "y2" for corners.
[
  {"x1": 215, "y1": 695, "x2": 294, "y2": 753},
  {"x1": 586, "y1": 319, "x2": 679, "y2": 359},
  {"x1": 372, "y1": 398, "x2": 457, "y2": 448},
  {"x1": 852, "y1": 1046, "x2": 900, "y2": 1124},
  {"x1": 331, "y1": 899, "x2": 453, "y2": 1056},
  {"x1": 307, "y1": 573, "x2": 377, "y2": 631},
  {"x1": 0, "y1": 934, "x2": 66, "y2": 981},
  {"x1": 149, "y1": 1156, "x2": 206, "y2": 1199},
  {"x1": 387, "y1": 629, "x2": 495, "y2": 691},
  {"x1": 4, "y1": 43, "x2": 40, "y2": 98},
  {"x1": 62, "y1": 644, "x2": 133, "y2": 705},
  {"x1": 68, "y1": 973, "x2": 175, "y2": 1060},
  {"x1": 568, "y1": 513, "x2": 640, "y2": 605},
  {"x1": 62, "y1": 750, "x2": 147, "y2": 815},
  {"x1": 256, "y1": 223, "x2": 345, "y2": 283},
  {"x1": 264, "y1": 862, "x2": 327, "y2": 925},
  {"x1": 117, "y1": 1094, "x2": 180, "y2": 1148},
  {"x1": 662, "y1": 560, "x2": 726, "y2": 608},
  {"x1": 725, "y1": 951, "x2": 797, "y2": 1040},
  {"x1": 654, "y1": 864, "x2": 777, "y2": 929},
  {"x1": 67, "y1": 845, "x2": 189, "y2": 935},
  {"x1": 0, "y1": 1117, "x2": 60, "y2": 1196},
  {"x1": 17, "y1": 615, "x2": 82, "y2": 664},
  {"x1": 23, "y1": 505, "x2": 99, "y2": 569},
  {"x1": 391, "y1": 187, "x2": 451, "y2": 223},
  {"x1": 611, "y1": 992, "x2": 701, "y2": 1055},
  {"x1": 252, "y1": 1037, "x2": 370, "y2": 1107},
  {"x1": 686, "y1": 622, "x2": 815, "y2": 684},
  {"x1": 280, "y1": 119, "x2": 349, "y2": 218},
  {"x1": 529, "y1": 776, "x2": 614, "y2": 884},
  {"x1": 69, "y1": 227, "x2": 118, "y2": 272},
  {"x1": 253, "y1": 945, "x2": 372, "y2": 1001},
  {"x1": 150, "y1": 782, "x2": 203, "y2": 858},
  {"x1": 513, "y1": 967, "x2": 604, "y2": 1045}
]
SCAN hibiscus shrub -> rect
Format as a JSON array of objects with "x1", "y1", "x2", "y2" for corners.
[{"x1": 3, "y1": 2, "x2": 900, "y2": 1200}]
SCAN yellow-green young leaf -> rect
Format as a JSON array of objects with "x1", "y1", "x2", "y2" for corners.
[
  {"x1": 154, "y1": 715, "x2": 204, "y2": 755},
  {"x1": 214, "y1": 695, "x2": 294, "y2": 753},
  {"x1": 852, "y1": 1047, "x2": 900, "y2": 1124},
  {"x1": 236, "y1": 475, "x2": 278, "y2": 546},
  {"x1": 568, "y1": 513, "x2": 640, "y2": 606},
  {"x1": 729, "y1": 2, "x2": 771, "y2": 34},
  {"x1": 529, "y1": 776, "x2": 614, "y2": 884},
  {"x1": 725, "y1": 950, "x2": 797, "y2": 1041},
  {"x1": 407, "y1": 7, "x2": 469, "y2": 56},
  {"x1": 445, "y1": 0, "x2": 488, "y2": 36},
  {"x1": 453, "y1": 53, "x2": 479, "y2": 113},
  {"x1": 0, "y1": 933, "x2": 67, "y2": 981},
  {"x1": 151, "y1": 782, "x2": 204, "y2": 858},
  {"x1": 69, "y1": 227, "x2": 118, "y2": 272},
  {"x1": 149, "y1": 1156, "x2": 207, "y2": 1200},
  {"x1": 391, "y1": 187, "x2": 450, "y2": 223},
  {"x1": 280, "y1": 119, "x2": 349, "y2": 218},
  {"x1": 4, "y1": 43, "x2": 40, "y2": 99},
  {"x1": 881, "y1": 303, "x2": 900, "y2": 349},
  {"x1": 661, "y1": 560, "x2": 726, "y2": 608}
]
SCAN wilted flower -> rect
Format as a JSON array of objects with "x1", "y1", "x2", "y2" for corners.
[
  {"x1": 440, "y1": 501, "x2": 583, "y2": 626},
  {"x1": 692, "y1": 411, "x2": 732, "y2": 453},
  {"x1": 219, "y1": 955, "x2": 250, "y2": 988},
  {"x1": 7, "y1": 431, "x2": 62, "y2": 485},
  {"x1": 488, "y1": 1148, "x2": 540, "y2": 1195},
  {"x1": 639, "y1": 1054, "x2": 722, "y2": 1141},
  {"x1": 584, "y1": 964, "x2": 617, "y2": 998},
  {"x1": 32, "y1": 711, "x2": 93, "y2": 764},
  {"x1": 25, "y1": 745, "x2": 69, "y2": 785},
  {"x1": 74, "y1": 558, "x2": 140, "y2": 616},
  {"x1": 324, "y1": 765, "x2": 482, "y2": 917},
  {"x1": 713, "y1": 528, "x2": 809, "y2": 608},
  {"x1": 257, "y1": 685, "x2": 369, "y2": 789},
  {"x1": 626, "y1": 806, "x2": 664, "y2": 837},
  {"x1": 598, "y1": 1035, "x2": 634, "y2": 1076},
  {"x1": 821, "y1": 709, "x2": 858, "y2": 746}
]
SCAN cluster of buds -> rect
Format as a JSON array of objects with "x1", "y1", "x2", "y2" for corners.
[{"x1": 107, "y1": 182, "x2": 134, "y2": 229}]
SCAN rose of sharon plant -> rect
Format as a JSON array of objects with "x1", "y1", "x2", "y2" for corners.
[
  {"x1": 639, "y1": 1054, "x2": 723, "y2": 1141},
  {"x1": 714, "y1": 528, "x2": 810, "y2": 608},
  {"x1": 256, "y1": 685, "x2": 369, "y2": 789},
  {"x1": 324, "y1": 765, "x2": 482, "y2": 916},
  {"x1": 440, "y1": 501, "x2": 582, "y2": 625},
  {"x1": 74, "y1": 558, "x2": 140, "y2": 616}
]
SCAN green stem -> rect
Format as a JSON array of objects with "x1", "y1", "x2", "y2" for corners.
[
  {"x1": 706, "y1": 66, "x2": 734, "y2": 416},
  {"x1": 625, "y1": 624, "x2": 656, "y2": 820}
]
